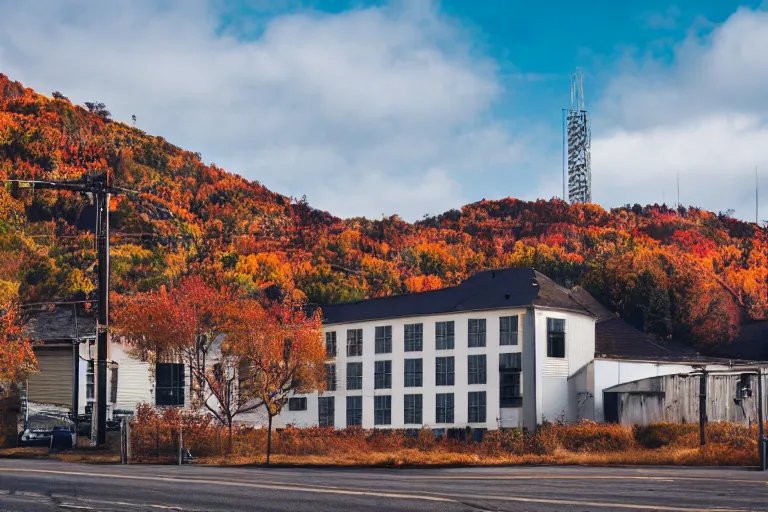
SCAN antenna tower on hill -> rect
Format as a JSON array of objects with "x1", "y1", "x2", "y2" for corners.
[{"x1": 564, "y1": 69, "x2": 592, "y2": 204}]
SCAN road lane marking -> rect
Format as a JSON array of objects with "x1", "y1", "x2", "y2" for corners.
[
  {"x1": 0, "y1": 467, "x2": 753, "y2": 511},
  {"x1": 406, "y1": 474, "x2": 762, "y2": 484},
  {"x1": 410, "y1": 475, "x2": 676, "y2": 482},
  {"x1": 0, "y1": 468, "x2": 455, "y2": 504},
  {"x1": 0, "y1": 489, "x2": 195, "y2": 512},
  {"x1": 14, "y1": 490, "x2": 46, "y2": 498},
  {"x1": 437, "y1": 492, "x2": 748, "y2": 512},
  {"x1": 56, "y1": 496, "x2": 208, "y2": 511}
]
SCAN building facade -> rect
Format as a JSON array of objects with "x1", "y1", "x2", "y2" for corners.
[{"x1": 273, "y1": 268, "x2": 597, "y2": 432}]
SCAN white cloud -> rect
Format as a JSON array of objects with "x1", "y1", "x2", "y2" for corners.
[
  {"x1": 0, "y1": 0, "x2": 525, "y2": 221},
  {"x1": 592, "y1": 7, "x2": 768, "y2": 220}
]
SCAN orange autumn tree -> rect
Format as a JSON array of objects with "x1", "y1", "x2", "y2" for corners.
[
  {"x1": 113, "y1": 275, "x2": 261, "y2": 446},
  {"x1": 0, "y1": 300, "x2": 37, "y2": 396},
  {"x1": 228, "y1": 300, "x2": 325, "y2": 464}
]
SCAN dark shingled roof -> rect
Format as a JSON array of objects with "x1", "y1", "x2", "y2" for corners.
[
  {"x1": 593, "y1": 317, "x2": 714, "y2": 361},
  {"x1": 555, "y1": 285, "x2": 727, "y2": 362},
  {"x1": 23, "y1": 306, "x2": 96, "y2": 342},
  {"x1": 568, "y1": 286, "x2": 616, "y2": 322},
  {"x1": 567, "y1": 287, "x2": 727, "y2": 362},
  {"x1": 321, "y1": 268, "x2": 594, "y2": 325}
]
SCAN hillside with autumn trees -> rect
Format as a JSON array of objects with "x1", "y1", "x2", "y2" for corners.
[{"x1": 1, "y1": 73, "x2": 766, "y2": 353}]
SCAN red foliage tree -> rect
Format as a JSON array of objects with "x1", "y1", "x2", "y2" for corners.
[
  {"x1": 227, "y1": 300, "x2": 325, "y2": 464},
  {"x1": 113, "y1": 275, "x2": 259, "y2": 448},
  {"x1": 0, "y1": 300, "x2": 37, "y2": 396}
]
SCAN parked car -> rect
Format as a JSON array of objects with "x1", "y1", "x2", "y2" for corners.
[
  {"x1": 19, "y1": 417, "x2": 75, "y2": 449},
  {"x1": 18, "y1": 426, "x2": 53, "y2": 447}
]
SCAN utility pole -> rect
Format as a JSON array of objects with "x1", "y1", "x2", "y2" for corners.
[
  {"x1": 758, "y1": 364, "x2": 765, "y2": 470},
  {"x1": 3, "y1": 173, "x2": 129, "y2": 447},
  {"x1": 93, "y1": 188, "x2": 110, "y2": 447},
  {"x1": 699, "y1": 367, "x2": 707, "y2": 446}
]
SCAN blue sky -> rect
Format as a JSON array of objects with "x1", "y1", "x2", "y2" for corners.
[{"x1": 1, "y1": 0, "x2": 767, "y2": 221}]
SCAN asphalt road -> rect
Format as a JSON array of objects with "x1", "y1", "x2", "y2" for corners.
[{"x1": 0, "y1": 459, "x2": 765, "y2": 511}]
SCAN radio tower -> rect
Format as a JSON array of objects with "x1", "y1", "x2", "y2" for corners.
[{"x1": 565, "y1": 69, "x2": 592, "y2": 204}]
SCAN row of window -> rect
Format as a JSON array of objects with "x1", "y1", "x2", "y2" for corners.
[
  {"x1": 326, "y1": 317, "x2": 567, "y2": 359},
  {"x1": 325, "y1": 317, "x2": 520, "y2": 357},
  {"x1": 309, "y1": 392, "x2": 490, "y2": 427},
  {"x1": 324, "y1": 353, "x2": 522, "y2": 391}
]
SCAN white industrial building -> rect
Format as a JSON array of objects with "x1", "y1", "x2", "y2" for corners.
[
  {"x1": 21, "y1": 267, "x2": 751, "y2": 435},
  {"x1": 278, "y1": 268, "x2": 596, "y2": 432}
]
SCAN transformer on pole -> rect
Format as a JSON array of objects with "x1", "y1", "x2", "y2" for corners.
[{"x1": 565, "y1": 69, "x2": 592, "y2": 204}]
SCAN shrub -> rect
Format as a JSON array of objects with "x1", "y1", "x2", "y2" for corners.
[
  {"x1": 125, "y1": 404, "x2": 759, "y2": 467},
  {"x1": 552, "y1": 420, "x2": 636, "y2": 453},
  {"x1": 634, "y1": 423, "x2": 697, "y2": 449},
  {"x1": 482, "y1": 428, "x2": 526, "y2": 455}
]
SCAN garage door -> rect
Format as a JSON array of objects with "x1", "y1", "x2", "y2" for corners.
[{"x1": 26, "y1": 348, "x2": 73, "y2": 407}]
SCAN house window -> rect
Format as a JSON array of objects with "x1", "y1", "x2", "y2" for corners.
[
  {"x1": 346, "y1": 396, "x2": 362, "y2": 427},
  {"x1": 468, "y1": 355, "x2": 486, "y2": 384},
  {"x1": 499, "y1": 352, "x2": 522, "y2": 371},
  {"x1": 238, "y1": 359, "x2": 254, "y2": 390},
  {"x1": 436, "y1": 393, "x2": 454, "y2": 423},
  {"x1": 499, "y1": 371, "x2": 523, "y2": 407},
  {"x1": 289, "y1": 397, "x2": 307, "y2": 411},
  {"x1": 468, "y1": 319, "x2": 486, "y2": 348},
  {"x1": 347, "y1": 329, "x2": 363, "y2": 357},
  {"x1": 375, "y1": 360, "x2": 392, "y2": 389},
  {"x1": 86, "y1": 360, "x2": 94, "y2": 400},
  {"x1": 737, "y1": 374, "x2": 753, "y2": 399},
  {"x1": 213, "y1": 363, "x2": 224, "y2": 384},
  {"x1": 435, "y1": 321, "x2": 454, "y2": 350},
  {"x1": 375, "y1": 326, "x2": 392, "y2": 354},
  {"x1": 156, "y1": 363, "x2": 185, "y2": 407},
  {"x1": 346, "y1": 362, "x2": 363, "y2": 390},
  {"x1": 500, "y1": 316, "x2": 519, "y2": 346},
  {"x1": 500, "y1": 353, "x2": 524, "y2": 409},
  {"x1": 500, "y1": 373, "x2": 522, "y2": 408},
  {"x1": 547, "y1": 318, "x2": 566, "y2": 358},
  {"x1": 318, "y1": 397, "x2": 335, "y2": 427},
  {"x1": 374, "y1": 395, "x2": 392, "y2": 425},
  {"x1": 404, "y1": 394, "x2": 423, "y2": 424},
  {"x1": 404, "y1": 358, "x2": 423, "y2": 387},
  {"x1": 110, "y1": 366, "x2": 118, "y2": 403},
  {"x1": 435, "y1": 356, "x2": 455, "y2": 386},
  {"x1": 404, "y1": 323, "x2": 423, "y2": 352},
  {"x1": 325, "y1": 331, "x2": 337, "y2": 358},
  {"x1": 468, "y1": 391, "x2": 486, "y2": 423},
  {"x1": 325, "y1": 363, "x2": 336, "y2": 392}
]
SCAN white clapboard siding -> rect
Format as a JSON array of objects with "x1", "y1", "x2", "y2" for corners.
[
  {"x1": 27, "y1": 348, "x2": 73, "y2": 407},
  {"x1": 110, "y1": 343, "x2": 152, "y2": 412}
]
